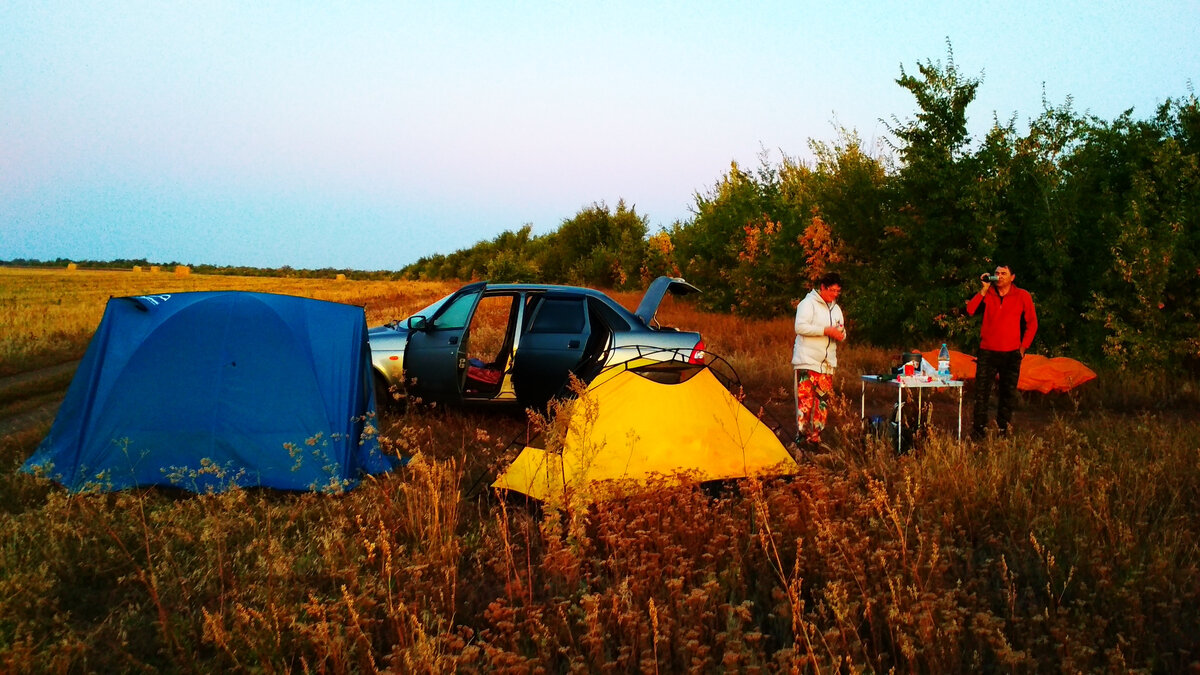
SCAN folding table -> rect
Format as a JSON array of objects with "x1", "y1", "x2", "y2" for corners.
[{"x1": 860, "y1": 375, "x2": 964, "y2": 453}]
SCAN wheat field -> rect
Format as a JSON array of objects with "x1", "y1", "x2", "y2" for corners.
[
  {"x1": 1, "y1": 268, "x2": 1198, "y2": 672},
  {"x1": 0, "y1": 267, "x2": 461, "y2": 375}
]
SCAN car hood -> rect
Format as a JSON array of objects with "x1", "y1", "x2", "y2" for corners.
[
  {"x1": 369, "y1": 323, "x2": 409, "y2": 339},
  {"x1": 634, "y1": 276, "x2": 701, "y2": 325}
]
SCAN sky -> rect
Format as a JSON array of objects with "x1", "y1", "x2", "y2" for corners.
[{"x1": 2, "y1": 1, "x2": 1196, "y2": 271}]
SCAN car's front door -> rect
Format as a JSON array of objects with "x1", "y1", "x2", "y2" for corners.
[
  {"x1": 404, "y1": 284, "x2": 484, "y2": 403},
  {"x1": 511, "y1": 293, "x2": 592, "y2": 405}
]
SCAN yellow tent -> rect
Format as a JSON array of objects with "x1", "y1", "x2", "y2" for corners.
[{"x1": 493, "y1": 366, "x2": 797, "y2": 502}]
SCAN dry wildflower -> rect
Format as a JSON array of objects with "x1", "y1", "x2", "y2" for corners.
[{"x1": 4, "y1": 274, "x2": 1200, "y2": 673}]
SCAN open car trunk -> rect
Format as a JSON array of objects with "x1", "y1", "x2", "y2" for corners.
[{"x1": 634, "y1": 277, "x2": 701, "y2": 326}]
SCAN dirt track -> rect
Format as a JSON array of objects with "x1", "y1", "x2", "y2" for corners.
[{"x1": 0, "y1": 361, "x2": 78, "y2": 439}]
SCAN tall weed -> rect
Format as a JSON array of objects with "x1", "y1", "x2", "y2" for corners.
[{"x1": 2, "y1": 274, "x2": 1198, "y2": 671}]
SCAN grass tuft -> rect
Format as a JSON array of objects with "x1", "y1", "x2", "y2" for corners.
[{"x1": 1, "y1": 270, "x2": 1198, "y2": 671}]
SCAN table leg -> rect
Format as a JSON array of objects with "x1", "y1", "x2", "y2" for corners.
[
  {"x1": 896, "y1": 383, "x2": 904, "y2": 454},
  {"x1": 793, "y1": 369, "x2": 799, "y2": 442},
  {"x1": 957, "y1": 385, "x2": 963, "y2": 440},
  {"x1": 918, "y1": 387, "x2": 924, "y2": 431},
  {"x1": 860, "y1": 380, "x2": 866, "y2": 431}
]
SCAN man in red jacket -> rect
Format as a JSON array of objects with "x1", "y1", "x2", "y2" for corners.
[{"x1": 966, "y1": 264, "x2": 1037, "y2": 439}]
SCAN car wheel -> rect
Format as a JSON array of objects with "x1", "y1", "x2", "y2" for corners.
[{"x1": 373, "y1": 372, "x2": 406, "y2": 416}]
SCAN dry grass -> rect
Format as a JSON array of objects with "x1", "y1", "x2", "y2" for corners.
[
  {"x1": 0, "y1": 267, "x2": 457, "y2": 375},
  {"x1": 2, "y1": 271, "x2": 1198, "y2": 672}
]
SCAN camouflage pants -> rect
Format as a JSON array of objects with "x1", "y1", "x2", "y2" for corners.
[{"x1": 794, "y1": 369, "x2": 833, "y2": 443}]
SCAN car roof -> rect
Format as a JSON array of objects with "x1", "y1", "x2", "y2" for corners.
[
  {"x1": 480, "y1": 282, "x2": 609, "y2": 295},
  {"x1": 477, "y1": 282, "x2": 643, "y2": 323}
]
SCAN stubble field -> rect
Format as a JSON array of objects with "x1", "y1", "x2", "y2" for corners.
[{"x1": 1, "y1": 267, "x2": 1198, "y2": 672}]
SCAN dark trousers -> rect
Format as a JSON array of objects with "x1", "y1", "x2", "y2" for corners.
[{"x1": 973, "y1": 349, "x2": 1022, "y2": 436}]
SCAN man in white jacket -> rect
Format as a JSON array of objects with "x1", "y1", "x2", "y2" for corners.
[{"x1": 792, "y1": 273, "x2": 846, "y2": 447}]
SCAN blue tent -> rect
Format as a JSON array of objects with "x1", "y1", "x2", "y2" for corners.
[{"x1": 23, "y1": 291, "x2": 402, "y2": 493}]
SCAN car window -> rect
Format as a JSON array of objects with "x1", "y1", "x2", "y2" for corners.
[
  {"x1": 431, "y1": 290, "x2": 481, "y2": 330},
  {"x1": 522, "y1": 295, "x2": 542, "y2": 332},
  {"x1": 529, "y1": 297, "x2": 585, "y2": 333},
  {"x1": 588, "y1": 297, "x2": 630, "y2": 331}
]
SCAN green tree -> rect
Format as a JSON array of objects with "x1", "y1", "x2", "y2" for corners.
[
  {"x1": 640, "y1": 229, "x2": 680, "y2": 285},
  {"x1": 675, "y1": 158, "x2": 806, "y2": 315},
  {"x1": 975, "y1": 97, "x2": 1087, "y2": 354},
  {"x1": 484, "y1": 250, "x2": 541, "y2": 283},
  {"x1": 478, "y1": 225, "x2": 542, "y2": 282},
  {"x1": 539, "y1": 201, "x2": 648, "y2": 288},
  {"x1": 1080, "y1": 96, "x2": 1200, "y2": 368},
  {"x1": 798, "y1": 127, "x2": 890, "y2": 263},
  {"x1": 872, "y1": 44, "x2": 987, "y2": 346},
  {"x1": 788, "y1": 128, "x2": 889, "y2": 336}
]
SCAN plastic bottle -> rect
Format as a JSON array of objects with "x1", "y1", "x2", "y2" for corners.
[{"x1": 937, "y1": 343, "x2": 951, "y2": 380}]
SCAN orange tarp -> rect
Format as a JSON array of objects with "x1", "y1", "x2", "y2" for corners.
[
  {"x1": 921, "y1": 350, "x2": 1096, "y2": 393},
  {"x1": 920, "y1": 349, "x2": 977, "y2": 380},
  {"x1": 1018, "y1": 355, "x2": 1098, "y2": 393}
]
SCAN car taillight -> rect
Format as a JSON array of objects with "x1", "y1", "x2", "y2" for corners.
[{"x1": 688, "y1": 340, "x2": 706, "y2": 364}]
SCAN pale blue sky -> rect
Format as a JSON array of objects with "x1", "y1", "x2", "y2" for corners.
[{"x1": 2, "y1": 1, "x2": 1196, "y2": 270}]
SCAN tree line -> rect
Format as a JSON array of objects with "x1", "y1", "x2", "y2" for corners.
[
  {"x1": 402, "y1": 51, "x2": 1199, "y2": 371},
  {"x1": 1, "y1": 257, "x2": 407, "y2": 281},
  {"x1": 7, "y1": 50, "x2": 1194, "y2": 370}
]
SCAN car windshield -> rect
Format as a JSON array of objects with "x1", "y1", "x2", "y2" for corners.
[{"x1": 408, "y1": 293, "x2": 453, "y2": 322}]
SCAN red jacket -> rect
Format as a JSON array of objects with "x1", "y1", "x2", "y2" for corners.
[{"x1": 966, "y1": 285, "x2": 1037, "y2": 352}]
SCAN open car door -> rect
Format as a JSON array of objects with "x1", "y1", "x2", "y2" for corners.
[
  {"x1": 511, "y1": 292, "x2": 592, "y2": 405},
  {"x1": 403, "y1": 282, "x2": 485, "y2": 403}
]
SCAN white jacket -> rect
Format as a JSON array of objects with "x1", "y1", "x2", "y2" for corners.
[{"x1": 792, "y1": 289, "x2": 845, "y2": 373}]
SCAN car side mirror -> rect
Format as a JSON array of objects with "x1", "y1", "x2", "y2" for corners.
[{"x1": 407, "y1": 315, "x2": 428, "y2": 331}]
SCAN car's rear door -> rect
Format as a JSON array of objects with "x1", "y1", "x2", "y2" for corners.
[
  {"x1": 404, "y1": 283, "x2": 484, "y2": 403},
  {"x1": 511, "y1": 292, "x2": 591, "y2": 404}
]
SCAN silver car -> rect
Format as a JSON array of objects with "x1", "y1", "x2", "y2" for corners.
[{"x1": 368, "y1": 276, "x2": 704, "y2": 408}]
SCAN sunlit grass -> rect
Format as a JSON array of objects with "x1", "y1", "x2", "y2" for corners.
[
  {"x1": 0, "y1": 267, "x2": 457, "y2": 374},
  {"x1": 1, "y1": 271, "x2": 1198, "y2": 671}
]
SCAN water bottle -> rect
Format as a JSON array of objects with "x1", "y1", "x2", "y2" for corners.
[{"x1": 937, "y1": 343, "x2": 951, "y2": 380}]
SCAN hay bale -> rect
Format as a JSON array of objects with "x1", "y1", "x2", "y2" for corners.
[
  {"x1": 336, "y1": 273, "x2": 347, "y2": 282},
  {"x1": 174, "y1": 265, "x2": 191, "y2": 277},
  {"x1": 66, "y1": 262, "x2": 77, "y2": 271},
  {"x1": 132, "y1": 266, "x2": 143, "y2": 273},
  {"x1": 150, "y1": 266, "x2": 161, "y2": 273}
]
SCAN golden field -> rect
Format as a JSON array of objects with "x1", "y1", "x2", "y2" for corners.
[
  {"x1": 1, "y1": 268, "x2": 1198, "y2": 672},
  {"x1": 0, "y1": 267, "x2": 460, "y2": 375}
]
